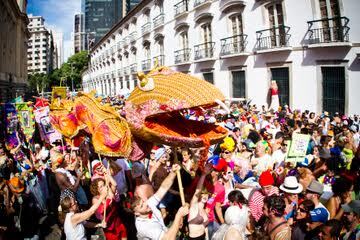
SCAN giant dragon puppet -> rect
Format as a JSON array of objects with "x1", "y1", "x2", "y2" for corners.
[{"x1": 49, "y1": 66, "x2": 229, "y2": 164}]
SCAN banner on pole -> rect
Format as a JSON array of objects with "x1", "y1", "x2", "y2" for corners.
[
  {"x1": 34, "y1": 106, "x2": 62, "y2": 143},
  {"x1": 3, "y1": 103, "x2": 19, "y2": 150},
  {"x1": 16, "y1": 102, "x2": 35, "y2": 142},
  {"x1": 51, "y1": 87, "x2": 67, "y2": 110}
]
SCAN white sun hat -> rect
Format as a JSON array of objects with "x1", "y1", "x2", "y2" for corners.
[{"x1": 280, "y1": 176, "x2": 303, "y2": 194}]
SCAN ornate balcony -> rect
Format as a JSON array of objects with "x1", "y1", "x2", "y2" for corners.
[
  {"x1": 153, "y1": 13, "x2": 165, "y2": 29},
  {"x1": 153, "y1": 55, "x2": 165, "y2": 66},
  {"x1": 174, "y1": 0, "x2": 188, "y2": 17},
  {"x1": 117, "y1": 69, "x2": 122, "y2": 77},
  {"x1": 123, "y1": 37, "x2": 129, "y2": 47},
  {"x1": 117, "y1": 41, "x2": 123, "y2": 51},
  {"x1": 194, "y1": 0, "x2": 211, "y2": 8},
  {"x1": 194, "y1": 42, "x2": 215, "y2": 60},
  {"x1": 255, "y1": 25, "x2": 291, "y2": 52},
  {"x1": 130, "y1": 63, "x2": 137, "y2": 74},
  {"x1": 123, "y1": 66, "x2": 130, "y2": 75},
  {"x1": 129, "y1": 32, "x2": 137, "y2": 43},
  {"x1": 142, "y1": 59, "x2": 151, "y2": 71},
  {"x1": 174, "y1": 48, "x2": 191, "y2": 64},
  {"x1": 141, "y1": 22, "x2": 151, "y2": 35},
  {"x1": 220, "y1": 34, "x2": 248, "y2": 56},
  {"x1": 306, "y1": 17, "x2": 350, "y2": 47}
]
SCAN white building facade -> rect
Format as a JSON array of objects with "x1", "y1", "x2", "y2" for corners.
[
  {"x1": 27, "y1": 15, "x2": 54, "y2": 74},
  {"x1": 82, "y1": 0, "x2": 360, "y2": 115}
]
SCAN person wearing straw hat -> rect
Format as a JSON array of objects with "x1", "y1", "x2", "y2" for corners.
[{"x1": 280, "y1": 176, "x2": 303, "y2": 223}]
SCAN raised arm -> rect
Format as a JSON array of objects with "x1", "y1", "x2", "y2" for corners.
[
  {"x1": 71, "y1": 187, "x2": 107, "y2": 226},
  {"x1": 191, "y1": 163, "x2": 212, "y2": 205},
  {"x1": 154, "y1": 164, "x2": 180, "y2": 201},
  {"x1": 161, "y1": 204, "x2": 189, "y2": 240},
  {"x1": 55, "y1": 172, "x2": 81, "y2": 192}
]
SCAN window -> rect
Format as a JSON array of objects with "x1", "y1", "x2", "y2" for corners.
[
  {"x1": 270, "y1": 67, "x2": 289, "y2": 107},
  {"x1": 229, "y1": 14, "x2": 245, "y2": 52},
  {"x1": 126, "y1": 76, "x2": 130, "y2": 89},
  {"x1": 319, "y1": 0, "x2": 342, "y2": 41},
  {"x1": 203, "y1": 72, "x2": 214, "y2": 84},
  {"x1": 268, "y1": 3, "x2": 286, "y2": 47},
  {"x1": 232, "y1": 71, "x2": 246, "y2": 98},
  {"x1": 230, "y1": 14, "x2": 243, "y2": 36},
  {"x1": 201, "y1": 23, "x2": 212, "y2": 43},
  {"x1": 322, "y1": 67, "x2": 345, "y2": 114},
  {"x1": 144, "y1": 42, "x2": 151, "y2": 59},
  {"x1": 180, "y1": 31, "x2": 189, "y2": 49}
]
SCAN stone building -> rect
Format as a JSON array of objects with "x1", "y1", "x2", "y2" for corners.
[{"x1": 0, "y1": 0, "x2": 29, "y2": 102}]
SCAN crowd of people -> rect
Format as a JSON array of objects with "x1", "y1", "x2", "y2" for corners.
[{"x1": 0, "y1": 99, "x2": 359, "y2": 240}]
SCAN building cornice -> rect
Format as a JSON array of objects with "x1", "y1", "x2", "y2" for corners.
[{"x1": 90, "y1": 0, "x2": 152, "y2": 53}]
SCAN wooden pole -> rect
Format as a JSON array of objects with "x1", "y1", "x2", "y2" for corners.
[
  {"x1": 98, "y1": 153, "x2": 109, "y2": 223},
  {"x1": 172, "y1": 147, "x2": 185, "y2": 206}
]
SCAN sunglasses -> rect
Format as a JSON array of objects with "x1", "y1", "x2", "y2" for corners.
[
  {"x1": 298, "y1": 207, "x2": 307, "y2": 213},
  {"x1": 150, "y1": 152, "x2": 156, "y2": 154},
  {"x1": 223, "y1": 151, "x2": 231, "y2": 154}
]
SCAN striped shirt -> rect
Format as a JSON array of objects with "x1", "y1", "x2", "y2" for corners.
[{"x1": 248, "y1": 186, "x2": 279, "y2": 222}]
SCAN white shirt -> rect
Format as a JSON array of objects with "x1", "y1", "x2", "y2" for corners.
[
  {"x1": 103, "y1": 158, "x2": 130, "y2": 195},
  {"x1": 253, "y1": 154, "x2": 274, "y2": 174},
  {"x1": 64, "y1": 212, "x2": 86, "y2": 240},
  {"x1": 136, "y1": 195, "x2": 168, "y2": 240}
]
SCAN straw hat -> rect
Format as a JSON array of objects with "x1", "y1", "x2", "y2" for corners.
[
  {"x1": 280, "y1": 176, "x2": 303, "y2": 194},
  {"x1": 8, "y1": 176, "x2": 25, "y2": 193}
]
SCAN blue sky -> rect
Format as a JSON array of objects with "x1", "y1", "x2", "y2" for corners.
[{"x1": 27, "y1": 0, "x2": 81, "y2": 61}]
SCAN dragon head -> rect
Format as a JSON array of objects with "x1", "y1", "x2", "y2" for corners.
[{"x1": 125, "y1": 66, "x2": 228, "y2": 148}]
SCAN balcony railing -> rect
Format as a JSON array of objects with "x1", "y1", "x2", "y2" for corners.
[
  {"x1": 130, "y1": 63, "x2": 137, "y2": 73},
  {"x1": 174, "y1": 0, "x2": 188, "y2": 16},
  {"x1": 141, "y1": 22, "x2": 151, "y2": 35},
  {"x1": 255, "y1": 25, "x2": 291, "y2": 50},
  {"x1": 129, "y1": 32, "x2": 137, "y2": 42},
  {"x1": 142, "y1": 59, "x2": 151, "y2": 71},
  {"x1": 123, "y1": 37, "x2": 129, "y2": 46},
  {"x1": 153, "y1": 13, "x2": 165, "y2": 28},
  {"x1": 153, "y1": 55, "x2": 165, "y2": 66},
  {"x1": 194, "y1": 0, "x2": 211, "y2": 8},
  {"x1": 194, "y1": 42, "x2": 215, "y2": 60},
  {"x1": 174, "y1": 48, "x2": 191, "y2": 64},
  {"x1": 117, "y1": 41, "x2": 122, "y2": 51},
  {"x1": 307, "y1": 17, "x2": 350, "y2": 44},
  {"x1": 123, "y1": 66, "x2": 130, "y2": 75},
  {"x1": 220, "y1": 34, "x2": 248, "y2": 56}
]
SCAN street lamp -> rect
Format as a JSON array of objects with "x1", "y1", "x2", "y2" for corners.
[{"x1": 70, "y1": 62, "x2": 74, "y2": 92}]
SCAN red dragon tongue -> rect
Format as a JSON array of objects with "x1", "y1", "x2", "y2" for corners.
[{"x1": 198, "y1": 136, "x2": 210, "y2": 171}]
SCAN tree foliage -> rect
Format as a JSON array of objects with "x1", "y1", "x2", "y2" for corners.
[{"x1": 28, "y1": 51, "x2": 89, "y2": 94}]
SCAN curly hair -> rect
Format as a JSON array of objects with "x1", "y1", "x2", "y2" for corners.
[
  {"x1": 264, "y1": 195, "x2": 286, "y2": 217},
  {"x1": 90, "y1": 178, "x2": 105, "y2": 196},
  {"x1": 331, "y1": 176, "x2": 353, "y2": 197}
]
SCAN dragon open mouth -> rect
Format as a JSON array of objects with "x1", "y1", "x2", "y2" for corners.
[{"x1": 143, "y1": 108, "x2": 227, "y2": 148}]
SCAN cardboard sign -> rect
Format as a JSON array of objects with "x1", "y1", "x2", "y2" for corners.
[{"x1": 288, "y1": 133, "x2": 310, "y2": 157}]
